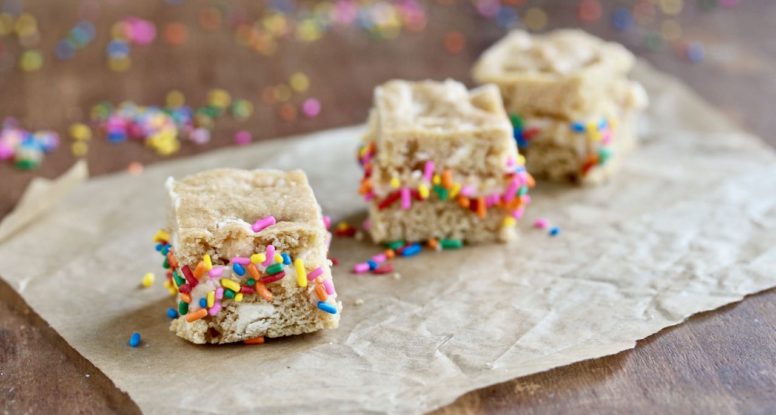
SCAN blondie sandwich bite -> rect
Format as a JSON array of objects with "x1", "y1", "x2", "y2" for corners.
[
  {"x1": 358, "y1": 79, "x2": 533, "y2": 245},
  {"x1": 473, "y1": 29, "x2": 648, "y2": 185},
  {"x1": 156, "y1": 168, "x2": 340, "y2": 345}
]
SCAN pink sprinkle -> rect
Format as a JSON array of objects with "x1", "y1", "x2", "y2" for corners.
[
  {"x1": 231, "y1": 257, "x2": 250, "y2": 265},
  {"x1": 323, "y1": 279, "x2": 335, "y2": 295},
  {"x1": 307, "y1": 267, "x2": 323, "y2": 281},
  {"x1": 522, "y1": 194, "x2": 532, "y2": 204},
  {"x1": 126, "y1": 17, "x2": 156, "y2": 45},
  {"x1": 302, "y1": 98, "x2": 321, "y2": 118},
  {"x1": 209, "y1": 266, "x2": 225, "y2": 278},
  {"x1": 252, "y1": 215, "x2": 276, "y2": 232},
  {"x1": 517, "y1": 171, "x2": 528, "y2": 184},
  {"x1": 353, "y1": 262, "x2": 370, "y2": 274},
  {"x1": 485, "y1": 194, "x2": 499, "y2": 208},
  {"x1": 512, "y1": 207, "x2": 525, "y2": 219},
  {"x1": 460, "y1": 185, "x2": 475, "y2": 197},
  {"x1": 601, "y1": 131, "x2": 612, "y2": 145},
  {"x1": 533, "y1": 218, "x2": 549, "y2": 229},
  {"x1": 371, "y1": 253, "x2": 387, "y2": 263},
  {"x1": 0, "y1": 143, "x2": 14, "y2": 160},
  {"x1": 504, "y1": 176, "x2": 519, "y2": 203},
  {"x1": 216, "y1": 287, "x2": 224, "y2": 300},
  {"x1": 263, "y1": 245, "x2": 275, "y2": 266},
  {"x1": 362, "y1": 218, "x2": 371, "y2": 231},
  {"x1": 423, "y1": 160, "x2": 434, "y2": 182},
  {"x1": 208, "y1": 302, "x2": 221, "y2": 316},
  {"x1": 400, "y1": 187, "x2": 411, "y2": 210},
  {"x1": 323, "y1": 215, "x2": 331, "y2": 230},
  {"x1": 506, "y1": 157, "x2": 515, "y2": 168},
  {"x1": 234, "y1": 130, "x2": 252, "y2": 146},
  {"x1": 364, "y1": 191, "x2": 375, "y2": 202},
  {"x1": 189, "y1": 128, "x2": 210, "y2": 145}
]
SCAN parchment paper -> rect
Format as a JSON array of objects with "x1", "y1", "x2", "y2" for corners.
[{"x1": 1, "y1": 63, "x2": 775, "y2": 414}]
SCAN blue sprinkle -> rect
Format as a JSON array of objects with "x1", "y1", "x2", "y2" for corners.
[
  {"x1": 55, "y1": 40, "x2": 75, "y2": 60},
  {"x1": 611, "y1": 7, "x2": 633, "y2": 32},
  {"x1": 199, "y1": 298, "x2": 207, "y2": 308},
  {"x1": 166, "y1": 308, "x2": 178, "y2": 319},
  {"x1": 282, "y1": 253, "x2": 291, "y2": 265},
  {"x1": 155, "y1": 243, "x2": 163, "y2": 252},
  {"x1": 107, "y1": 131, "x2": 127, "y2": 143},
  {"x1": 233, "y1": 263, "x2": 245, "y2": 276},
  {"x1": 598, "y1": 118, "x2": 608, "y2": 131},
  {"x1": 549, "y1": 227, "x2": 560, "y2": 237},
  {"x1": 367, "y1": 259, "x2": 378, "y2": 270},
  {"x1": 128, "y1": 332, "x2": 141, "y2": 347},
  {"x1": 106, "y1": 40, "x2": 130, "y2": 57},
  {"x1": 571, "y1": 122, "x2": 586, "y2": 133},
  {"x1": 161, "y1": 245, "x2": 169, "y2": 255},
  {"x1": 401, "y1": 243, "x2": 422, "y2": 257},
  {"x1": 687, "y1": 42, "x2": 704, "y2": 63},
  {"x1": 317, "y1": 301, "x2": 337, "y2": 314}
]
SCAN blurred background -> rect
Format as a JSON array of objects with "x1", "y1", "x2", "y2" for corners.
[{"x1": 1, "y1": 0, "x2": 773, "y2": 218}]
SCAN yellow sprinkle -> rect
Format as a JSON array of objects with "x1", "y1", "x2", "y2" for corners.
[
  {"x1": 432, "y1": 174, "x2": 441, "y2": 185},
  {"x1": 251, "y1": 253, "x2": 265, "y2": 264},
  {"x1": 274, "y1": 84, "x2": 292, "y2": 102},
  {"x1": 418, "y1": 183, "x2": 429, "y2": 199},
  {"x1": 166, "y1": 90, "x2": 185, "y2": 107},
  {"x1": 171, "y1": 273, "x2": 179, "y2": 290},
  {"x1": 207, "y1": 291, "x2": 215, "y2": 308},
  {"x1": 163, "y1": 280, "x2": 176, "y2": 296},
  {"x1": 390, "y1": 177, "x2": 400, "y2": 189},
  {"x1": 203, "y1": 254, "x2": 212, "y2": 270},
  {"x1": 19, "y1": 49, "x2": 43, "y2": 72},
  {"x1": 220, "y1": 278, "x2": 240, "y2": 292},
  {"x1": 207, "y1": 88, "x2": 231, "y2": 108},
  {"x1": 69, "y1": 123, "x2": 92, "y2": 141},
  {"x1": 235, "y1": 293, "x2": 244, "y2": 302},
  {"x1": 450, "y1": 183, "x2": 461, "y2": 198},
  {"x1": 275, "y1": 253, "x2": 283, "y2": 264},
  {"x1": 294, "y1": 258, "x2": 307, "y2": 287},
  {"x1": 71, "y1": 141, "x2": 88, "y2": 157},
  {"x1": 659, "y1": 0, "x2": 683, "y2": 15},
  {"x1": 585, "y1": 122, "x2": 597, "y2": 133},
  {"x1": 141, "y1": 272, "x2": 155, "y2": 288},
  {"x1": 289, "y1": 72, "x2": 309, "y2": 92},
  {"x1": 502, "y1": 216, "x2": 516, "y2": 228},
  {"x1": 153, "y1": 230, "x2": 170, "y2": 243},
  {"x1": 108, "y1": 56, "x2": 130, "y2": 72},
  {"x1": 590, "y1": 131, "x2": 602, "y2": 142},
  {"x1": 523, "y1": 7, "x2": 547, "y2": 31},
  {"x1": 517, "y1": 154, "x2": 526, "y2": 165}
]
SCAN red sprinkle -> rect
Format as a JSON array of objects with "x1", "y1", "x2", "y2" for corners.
[
  {"x1": 377, "y1": 191, "x2": 401, "y2": 210},
  {"x1": 181, "y1": 265, "x2": 198, "y2": 287},
  {"x1": 329, "y1": 257, "x2": 339, "y2": 266},
  {"x1": 240, "y1": 286, "x2": 255, "y2": 294},
  {"x1": 373, "y1": 263, "x2": 394, "y2": 275},
  {"x1": 260, "y1": 271, "x2": 285, "y2": 284},
  {"x1": 178, "y1": 283, "x2": 192, "y2": 294}
]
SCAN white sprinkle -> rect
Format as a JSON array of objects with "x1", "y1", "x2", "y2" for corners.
[{"x1": 354, "y1": 298, "x2": 364, "y2": 306}]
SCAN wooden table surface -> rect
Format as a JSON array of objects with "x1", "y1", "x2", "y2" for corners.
[{"x1": 2, "y1": 1, "x2": 775, "y2": 413}]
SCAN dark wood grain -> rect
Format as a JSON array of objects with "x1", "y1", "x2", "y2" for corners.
[{"x1": 1, "y1": 1, "x2": 775, "y2": 413}]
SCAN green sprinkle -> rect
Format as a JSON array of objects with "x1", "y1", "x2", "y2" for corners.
[
  {"x1": 246, "y1": 277, "x2": 256, "y2": 286},
  {"x1": 224, "y1": 289, "x2": 236, "y2": 299},
  {"x1": 14, "y1": 159, "x2": 38, "y2": 170},
  {"x1": 162, "y1": 257, "x2": 170, "y2": 269},
  {"x1": 434, "y1": 185, "x2": 448, "y2": 201},
  {"x1": 386, "y1": 240, "x2": 405, "y2": 250},
  {"x1": 266, "y1": 263, "x2": 284, "y2": 275},
  {"x1": 173, "y1": 270, "x2": 185, "y2": 287},
  {"x1": 517, "y1": 186, "x2": 528, "y2": 197},
  {"x1": 509, "y1": 113, "x2": 523, "y2": 129},
  {"x1": 440, "y1": 239, "x2": 463, "y2": 250},
  {"x1": 598, "y1": 147, "x2": 613, "y2": 165},
  {"x1": 178, "y1": 301, "x2": 188, "y2": 315}
]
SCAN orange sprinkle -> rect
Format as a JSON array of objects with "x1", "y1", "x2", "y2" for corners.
[
  {"x1": 441, "y1": 169, "x2": 453, "y2": 189},
  {"x1": 457, "y1": 195, "x2": 470, "y2": 209},
  {"x1": 180, "y1": 293, "x2": 191, "y2": 303},
  {"x1": 163, "y1": 22, "x2": 188, "y2": 45},
  {"x1": 255, "y1": 282, "x2": 273, "y2": 301},
  {"x1": 358, "y1": 178, "x2": 372, "y2": 195},
  {"x1": 385, "y1": 249, "x2": 395, "y2": 260},
  {"x1": 167, "y1": 253, "x2": 178, "y2": 269},
  {"x1": 185, "y1": 308, "x2": 207, "y2": 322},
  {"x1": 476, "y1": 197, "x2": 486, "y2": 219},
  {"x1": 315, "y1": 283, "x2": 328, "y2": 301},
  {"x1": 526, "y1": 173, "x2": 536, "y2": 188},
  {"x1": 427, "y1": 238, "x2": 439, "y2": 250},
  {"x1": 443, "y1": 31, "x2": 465, "y2": 55},
  {"x1": 506, "y1": 197, "x2": 522, "y2": 210},
  {"x1": 244, "y1": 336, "x2": 265, "y2": 345},
  {"x1": 246, "y1": 263, "x2": 261, "y2": 280},
  {"x1": 193, "y1": 262, "x2": 206, "y2": 279}
]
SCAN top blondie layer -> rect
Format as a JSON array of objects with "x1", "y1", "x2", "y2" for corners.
[
  {"x1": 166, "y1": 168, "x2": 328, "y2": 267},
  {"x1": 364, "y1": 79, "x2": 517, "y2": 194},
  {"x1": 472, "y1": 29, "x2": 636, "y2": 119}
]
